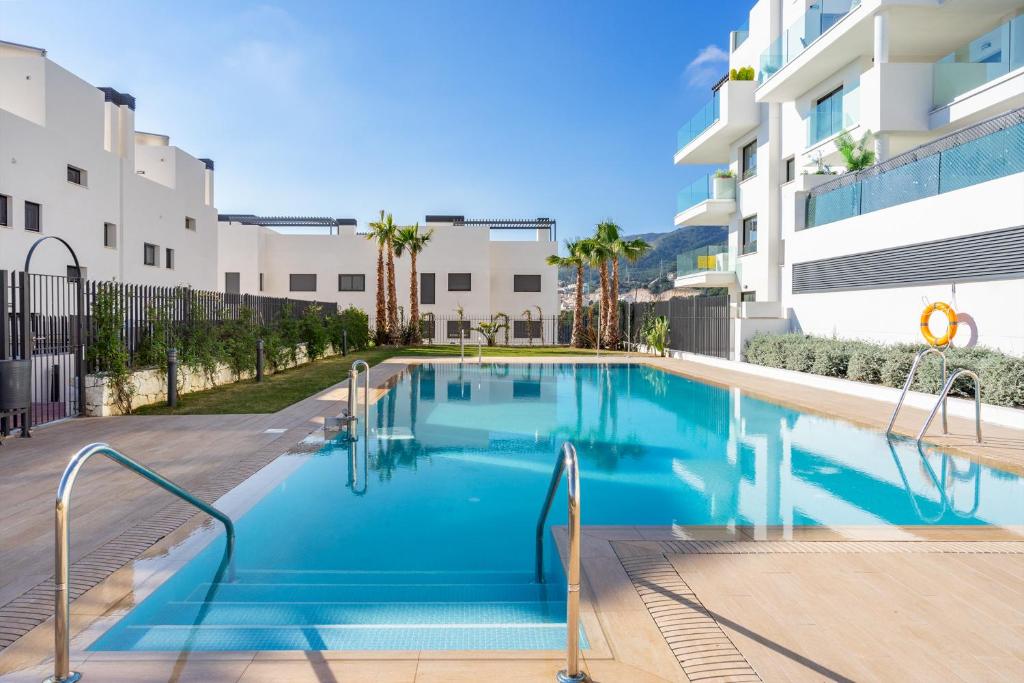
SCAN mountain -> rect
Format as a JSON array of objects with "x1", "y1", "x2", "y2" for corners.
[{"x1": 557, "y1": 225, "x2": 727, "y2": 289}]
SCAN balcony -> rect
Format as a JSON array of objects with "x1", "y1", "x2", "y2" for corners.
[
  {"x1": 675, "y1": 174, "x2": 737, "y2": 227},
  {"x1": 731, "y1": 21, "x2": 749, "y2": 52},
  {"x1": 675, "y1": 243, "x2": 736, "y2": 289},
  {"x1": 934, "y1": 14, "x2": 1024, "y2": 110},
  {"x1": 674, "y1": 80, "x2": 759, "y2": 164},
  {"x1": 805, "y1": 107, "x2": 1024, "y2": 228},
  {"x1": 759, "y1": 1, "x2": 861, "y2": 81}
]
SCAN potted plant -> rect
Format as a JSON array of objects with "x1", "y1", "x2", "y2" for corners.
[{"x1": 713, "y1": 169, "x2": 736, "y2": 200}]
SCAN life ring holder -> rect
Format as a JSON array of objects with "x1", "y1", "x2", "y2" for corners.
[{"x1": 920, "y1": 302, "x2": 958, "y2": 348}]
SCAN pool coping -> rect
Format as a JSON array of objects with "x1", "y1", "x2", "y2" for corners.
[{"x1": 1, "y1": 354, "x2": 1021, "y2": 681}]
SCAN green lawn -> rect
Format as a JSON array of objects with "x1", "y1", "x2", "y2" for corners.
[{"x1": 134, "y1": 345, "x2": 609, "y2": 415}]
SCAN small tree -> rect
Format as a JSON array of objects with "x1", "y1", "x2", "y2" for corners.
[
  {"x1": 835, "y1": 129, "x2": 876, "y2": 171},
  {"x1": 494, "y1": 312, "x2": 510, "y2": 346},
  {"x1": 521, "y1": 308, "x2": 534, "y2": 346},
  {"x1": 220, "y1": 307, "x2": 259, "y2": 379},
  {"x1": 299, "y1": 304, "x2": 329, "y2": 361},
  {"x1": 87, "y1": 284, "x2": 136, "y2": 414},
  {"x1": 474, "y1": 315, "x2": 509, "y2": 347},
  {"x1": 642, "y1": 315, "x2": 669, "y2": 357}
]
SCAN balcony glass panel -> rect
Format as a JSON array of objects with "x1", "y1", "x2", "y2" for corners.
[
  {"x1": 676, "y1": 174, "x2": 712, "y2": 214},
  {"x1": 806, "y1": 119, "x2": 1024, "y2": 228},
  {"x1": 733, "y1": 22, "x2": 749, "y2": 51},
  {"x1": 933, "y1": 15, "x2": 1024, "y2": 108},
  {"x1": 677, "y1": 243, "x2": 730, "y2": 278},
  {"x1": 758, "y1": 0, "x2": 861, "y2": 84},
  {"x1": 677, "y1": 90, "x2": 720, "y2": 152}
]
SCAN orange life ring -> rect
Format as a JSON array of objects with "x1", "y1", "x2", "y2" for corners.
[{"x1": 920, "y1": 302, "x2": 957, "y2": 347}]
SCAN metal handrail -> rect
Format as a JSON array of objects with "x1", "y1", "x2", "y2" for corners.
[
  {"x1": 886, "y1": 347, "x2": 947, "y2": 435},
  {"x1": 348, "y1": 359, "x2": 370, "y2": 440},
  {"x1": 917, "y1": 369, "x2": 982, "y2": 445},
  {"x1": 46, "y1": 443, "x2": 235, "y2": 683},
  {"x1": 535, "y1": 442, "x2": 586, "y2": 683}
]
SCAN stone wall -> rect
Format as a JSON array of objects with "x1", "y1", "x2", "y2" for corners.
[{"x1": 84, "y1": 344, "x2": 327, "y2": 416}]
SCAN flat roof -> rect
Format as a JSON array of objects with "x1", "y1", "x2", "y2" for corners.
[{"x1": 219, "y1": 214, "x2": 358, "y2": 227}]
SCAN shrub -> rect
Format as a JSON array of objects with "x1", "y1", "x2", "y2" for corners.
[
  {"x1": 847, "y1": 345, "x2": 887, "y2": 384},
  {"x1": 880, "y1": 349, "x2": 915, "y2": 388},
  {"x1": 339, "y1": 306, "x2": 370, "y2": 351},
  {"x1": 810, "y1": 340, "x2": 852, "y2": 377},
  {"x1": 729, "y1": 66, "x2": 755, "y2": 81},
  {"x1": 784, "y1": 341, "x2": 816, "y2": 373},
  {"x1": 299, "y1": 304, "x2": 329, "y2": 361},
  {"x1": 220, "y1": 307, "x2": 259, "y2": 379},
  {"x1": 87, "y1": 283, "x2": 136, "y2": 414},
  {"x1": 979, "y1": 354, "x2": 1024, "y2": 407},
  {"x1": 277, "y1": 304, "x2": 301, "y2": 363}
]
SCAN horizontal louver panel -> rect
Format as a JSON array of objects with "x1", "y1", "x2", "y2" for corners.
[{"x1": 792, "y1": 226, "x2": 1024, "y2": 293}]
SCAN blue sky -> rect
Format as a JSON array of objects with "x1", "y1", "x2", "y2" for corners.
[{"x1": 2, "y1": 0, "x2": 749, "y2": 243}]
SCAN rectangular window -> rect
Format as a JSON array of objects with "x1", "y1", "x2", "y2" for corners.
[
  {"x1": 165, "y1": 248, "x2": 175, "y2": 269},
  {"x1": 447, "y1": 381, "x2": 472, "y2": 401},
  {"x1": 185, "y1": 216, "x2": 197, "y2": 231},
  {"x1": 421, "y1": 273, "x2": 436, "y2": 304},
  {"x1": 741, "y1": 140, "x2": 757, "y2": 180},
  {"x1": 446, "y1": 320, "x2": 471, "y2": 338},
  {"x1": 259, "y1": 273, "x2": 264, "y2": 292},
  {"x1": 0, "y1": 194, "x2": 9, "y2": 226},
  {"x1": 513, "y1": 274, "x2": 542, "y2": 292},
  {"x1": 103, "y1": 222, "x2": 117, "y2": 248},
  {"x1": 513, "y1": 320, "x2": 543, "y2": 339},
  {"x1": 812, "y1": 86, "x2": 844, "y2": 145},
  {"x1": 25, "y1": 201, "x2": 41, "y2": 232},
  {"x1": 225, "y1": 272, "x2": 241, "y2": 294},
  {"x1": 338, "y1": 274, "x2": 365, "y2": 291},
  {"x1": 447, "y1": 273, "x2": 472, "y2": 291},
  {"x1": 742, "y1": 215, "x2": 758, "y2": 255},
  {"x1": 289, "y1": 274, "x2": 317, "y2": 292},
  {"x1": 143, "y1": 242, "x2": 158, "y2": 266},
  {"x1": 740, "y1": 291, "x2": 756, "y2": 303},
  {"x1": 785, "y1": 157, "x2": 795, "y2": 183},
  {"x1": 66, "y1": 265, "x2": 86, "y2": 282},
  {"x1": 67, "y1": 165, "x2": 86, "y2": 186}
]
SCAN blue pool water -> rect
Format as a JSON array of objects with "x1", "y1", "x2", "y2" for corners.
[{"x1": 91, "y1": 363, "x2": 1024, "y2": 652}]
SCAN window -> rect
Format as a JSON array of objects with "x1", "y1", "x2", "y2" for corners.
[
  {"x1": 741, "y1": 140, "x2": 757, "y2": 180},
  {"x1": 25, "y1": 201, "x2": 41, "y2": 232},
  {"x1": 143, "y1": 242, "x2": 158, "y2": 266},
  {"x1": 447, "y1": 381, "x2": 472, "y2": 401},
  {"x1": 448, "y1": 273, "x2": 471, "y2": 291},
  {"x1": 741, "y1": 215, "x2": 758, "y2": 255},
  {"x1": 740, "y1": 291, "x2": 756, "y2": 303},
  {"x1": 165, "y1": 248, "x2": 175, "y2": 269},
  {"x1": 338, "y1": 274, "x2": 365, "y2": 291},
  {"x1": 289, "y1": 274, "x2": 317, "y2": 292},
  {"x1": 0, "y1": 194, "x2": 9, "y2": 226},
  {"x1": 421, "y1": 273, "x2": 436, "y2": 304},
  {"x1": 66, "y1": 266, "x2": 86, "y2": 282},
  {"x1": 185, "y1": 216, "x2": 197, "y2": 231},
  {"x1": 513, "y1": 320, "x2": 543, "y2": 339},
  {"x1": 812, "y1": 86, "x2": 844, "y2": 144},
  {"x1": 225, "y1": 272, "x2": 241, "y2": 295},
  {"x1": 259, "y1": 273, "x2": 264, "y2": 292},
  {"x1": 446, "y1": 320, "x2": 471, "y2": 338},
  {"x1": 784, "y1": 157, "x2": 795, "y2": 183},
  {"x1": 67, "y1": 165, "x2": 86, "y2": 186},
  {"x1": 514, "y1": 274, "x2": 542, "y2": 292},
  {"x1": 103, "y1": 222, "x2": 117, "y2": 248}
]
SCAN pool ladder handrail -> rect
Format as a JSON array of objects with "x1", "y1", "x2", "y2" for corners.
[
  {"x1": 347, "y1": 359, "x2": 371, "y2": 441},
  {"x1": 45, "y1": 443, "x2": 235, "y2": 683},
  {"x1": 535, "y1": 442, "x2": 586, "y2": 683},
  {"x1": 917, "y1": 369, "x2": 982, "y2": 446},
  {"x1": 886, "y1": 347, "x2": 948, "y2": 436}
]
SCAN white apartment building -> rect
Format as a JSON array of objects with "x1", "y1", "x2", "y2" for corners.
[
  {"x1": 672, "y1": 0, "x2": 1024, "y2": 357},
  {"x1": 0, "y1": 41, "x2": 558, "y2": 329}
]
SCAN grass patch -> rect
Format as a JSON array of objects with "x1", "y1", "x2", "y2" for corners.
[{"x1": 134, "y1": 345, "x2": 608, "y2": 415}]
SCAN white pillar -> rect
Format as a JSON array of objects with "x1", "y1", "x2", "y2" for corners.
[{"x1": 873, "y1": 11, "x2": 890, "y2": 65}]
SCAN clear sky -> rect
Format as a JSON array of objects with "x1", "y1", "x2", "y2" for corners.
[{"x1": 2, "y1": 0, "x2": 749, "y2": 243}]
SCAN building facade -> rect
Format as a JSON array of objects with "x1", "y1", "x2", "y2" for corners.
[
  {"x1": 672, "y1": 0, "x2": 1024, "y2": 357},
  {"x1": 0, "y1": 42, "x2": 558, "y2": 330}
]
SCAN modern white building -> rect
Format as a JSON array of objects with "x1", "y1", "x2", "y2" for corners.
[
  {"x1": 672, "y1": 0, "x2": 1024, "y2": 357},
  {"x1": 0, "y1": 41, "x2": 559, "y2": 331}
]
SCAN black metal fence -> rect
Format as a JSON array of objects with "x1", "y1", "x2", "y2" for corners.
[
  {"x1": 627, "y1": 295, "x2": 730, "y2": 358},
  {"x1": 417, "y1": 316, "x2": 573, "y2": 346}
]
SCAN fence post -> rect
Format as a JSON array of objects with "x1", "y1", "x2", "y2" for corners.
[
  {"x1": 18, "y1": 272, "x2": 31, "y2": 437},
  {"x1": 167, "y1": 347, "x2": 177, "y2": 408},
  {"x1": 75, "y1": 277, "x2": 85, "y2": 417},
  {"x1": 256, "y1": 338, "x2": 265, "y2": 382},
  {"x1": 343, "y1": 329, "x2": 348, "y2": 357}
]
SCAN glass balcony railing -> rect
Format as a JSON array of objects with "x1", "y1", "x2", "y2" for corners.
[
  {"x1": 676, "y1": 175, "x2": 712, "y2": 214},
  {"x1": 933, "y1": 14, "x2": 1024, "y2": 109},
  {"x1": 806, "y1": 114, "x2": 1024, "y2": 228},
  {"x1": 759, "y1": 0, "x2": 861, "y2": 84},
  {"x1": 677, "y1": 89, "x2": 720, "y2": 152},
  {"x1": 677, "y1": 243, "x2": 731, "y2": 278},
  {"x1": 732, "y1": 21, "x2": 749, "y2": 52},
  {"x1": 808, "y1": 96, "x2": 858, "y2": 146}
]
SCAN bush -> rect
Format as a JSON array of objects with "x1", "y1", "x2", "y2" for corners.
[
  {"x1": 339, "y1": 306, "x2": 370, "y2": 351},
  {"x1": 743, "y1": 333, "x2": 1024, "y2": 408},
  {"x1": 299, "y1": 304, "x2": 329, "y2": 361},
  {"x1": 220, "y1": 307, "x2": 259, "y2": 379}
]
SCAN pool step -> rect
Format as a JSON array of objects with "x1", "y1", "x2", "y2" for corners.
[
  {"x1": 185, "y1": 581, "x2": 556, "y2": 604},
  {"x1": 229, "y1": 569, "x2": 538, "y2": 585}
]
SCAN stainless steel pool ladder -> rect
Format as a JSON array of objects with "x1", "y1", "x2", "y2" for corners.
[
  {"x1": 917, "y1": 369, "x2": 982, "y2": 446},
  {"x1": 535, "y1": 442, "x2": 586, "y2": 683},
  {"x1": 886, "y1": 347, "x2": 948, "y2": 436},
  {"x1": 45, "y1": 443, "x2": 235, "y2": 683},
  {"x1": 348, "y1": 360, "x2": 370, "y2": 440}
]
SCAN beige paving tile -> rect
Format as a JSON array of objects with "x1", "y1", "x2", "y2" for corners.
[
  {"x1": 413, "y1": 658, "x2": 563, "y2": 683},
  {"x1": 239, "y1": 658, "x2": 417, "y2": 683}
]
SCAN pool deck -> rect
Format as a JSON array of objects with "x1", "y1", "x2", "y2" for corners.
[{"x1": 0, "y1": 354, "x2": 1021, "y2": 682}]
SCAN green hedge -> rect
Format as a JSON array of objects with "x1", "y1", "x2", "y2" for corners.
[{"x1": 744, "y1": 334, "x2": 1024, "y2": 408}]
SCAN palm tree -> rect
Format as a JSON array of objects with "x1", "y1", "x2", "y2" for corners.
[
  {"x1": 580, "y1": 233, "x2": 613, "y2": 349},
  {"x1": 380, "y1": 213, "x2": 401, "y2": 343},
  {"x1": 366, "y1": 211, "x2": 390, "y2": 344},
  {"x1": 394, "y1": 223, "x2": 434, "y2": 344},
  {"x1": 546, "y1": 239, "x2": 587, "y2": 347},
  {"x1": 607, "y1": 229, "x2": 651, "y2": 348}
]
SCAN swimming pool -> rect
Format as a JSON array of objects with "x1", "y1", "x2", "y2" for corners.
[{"x1": 90, "y1": 362, "x2": 1023, "y2": 652}]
